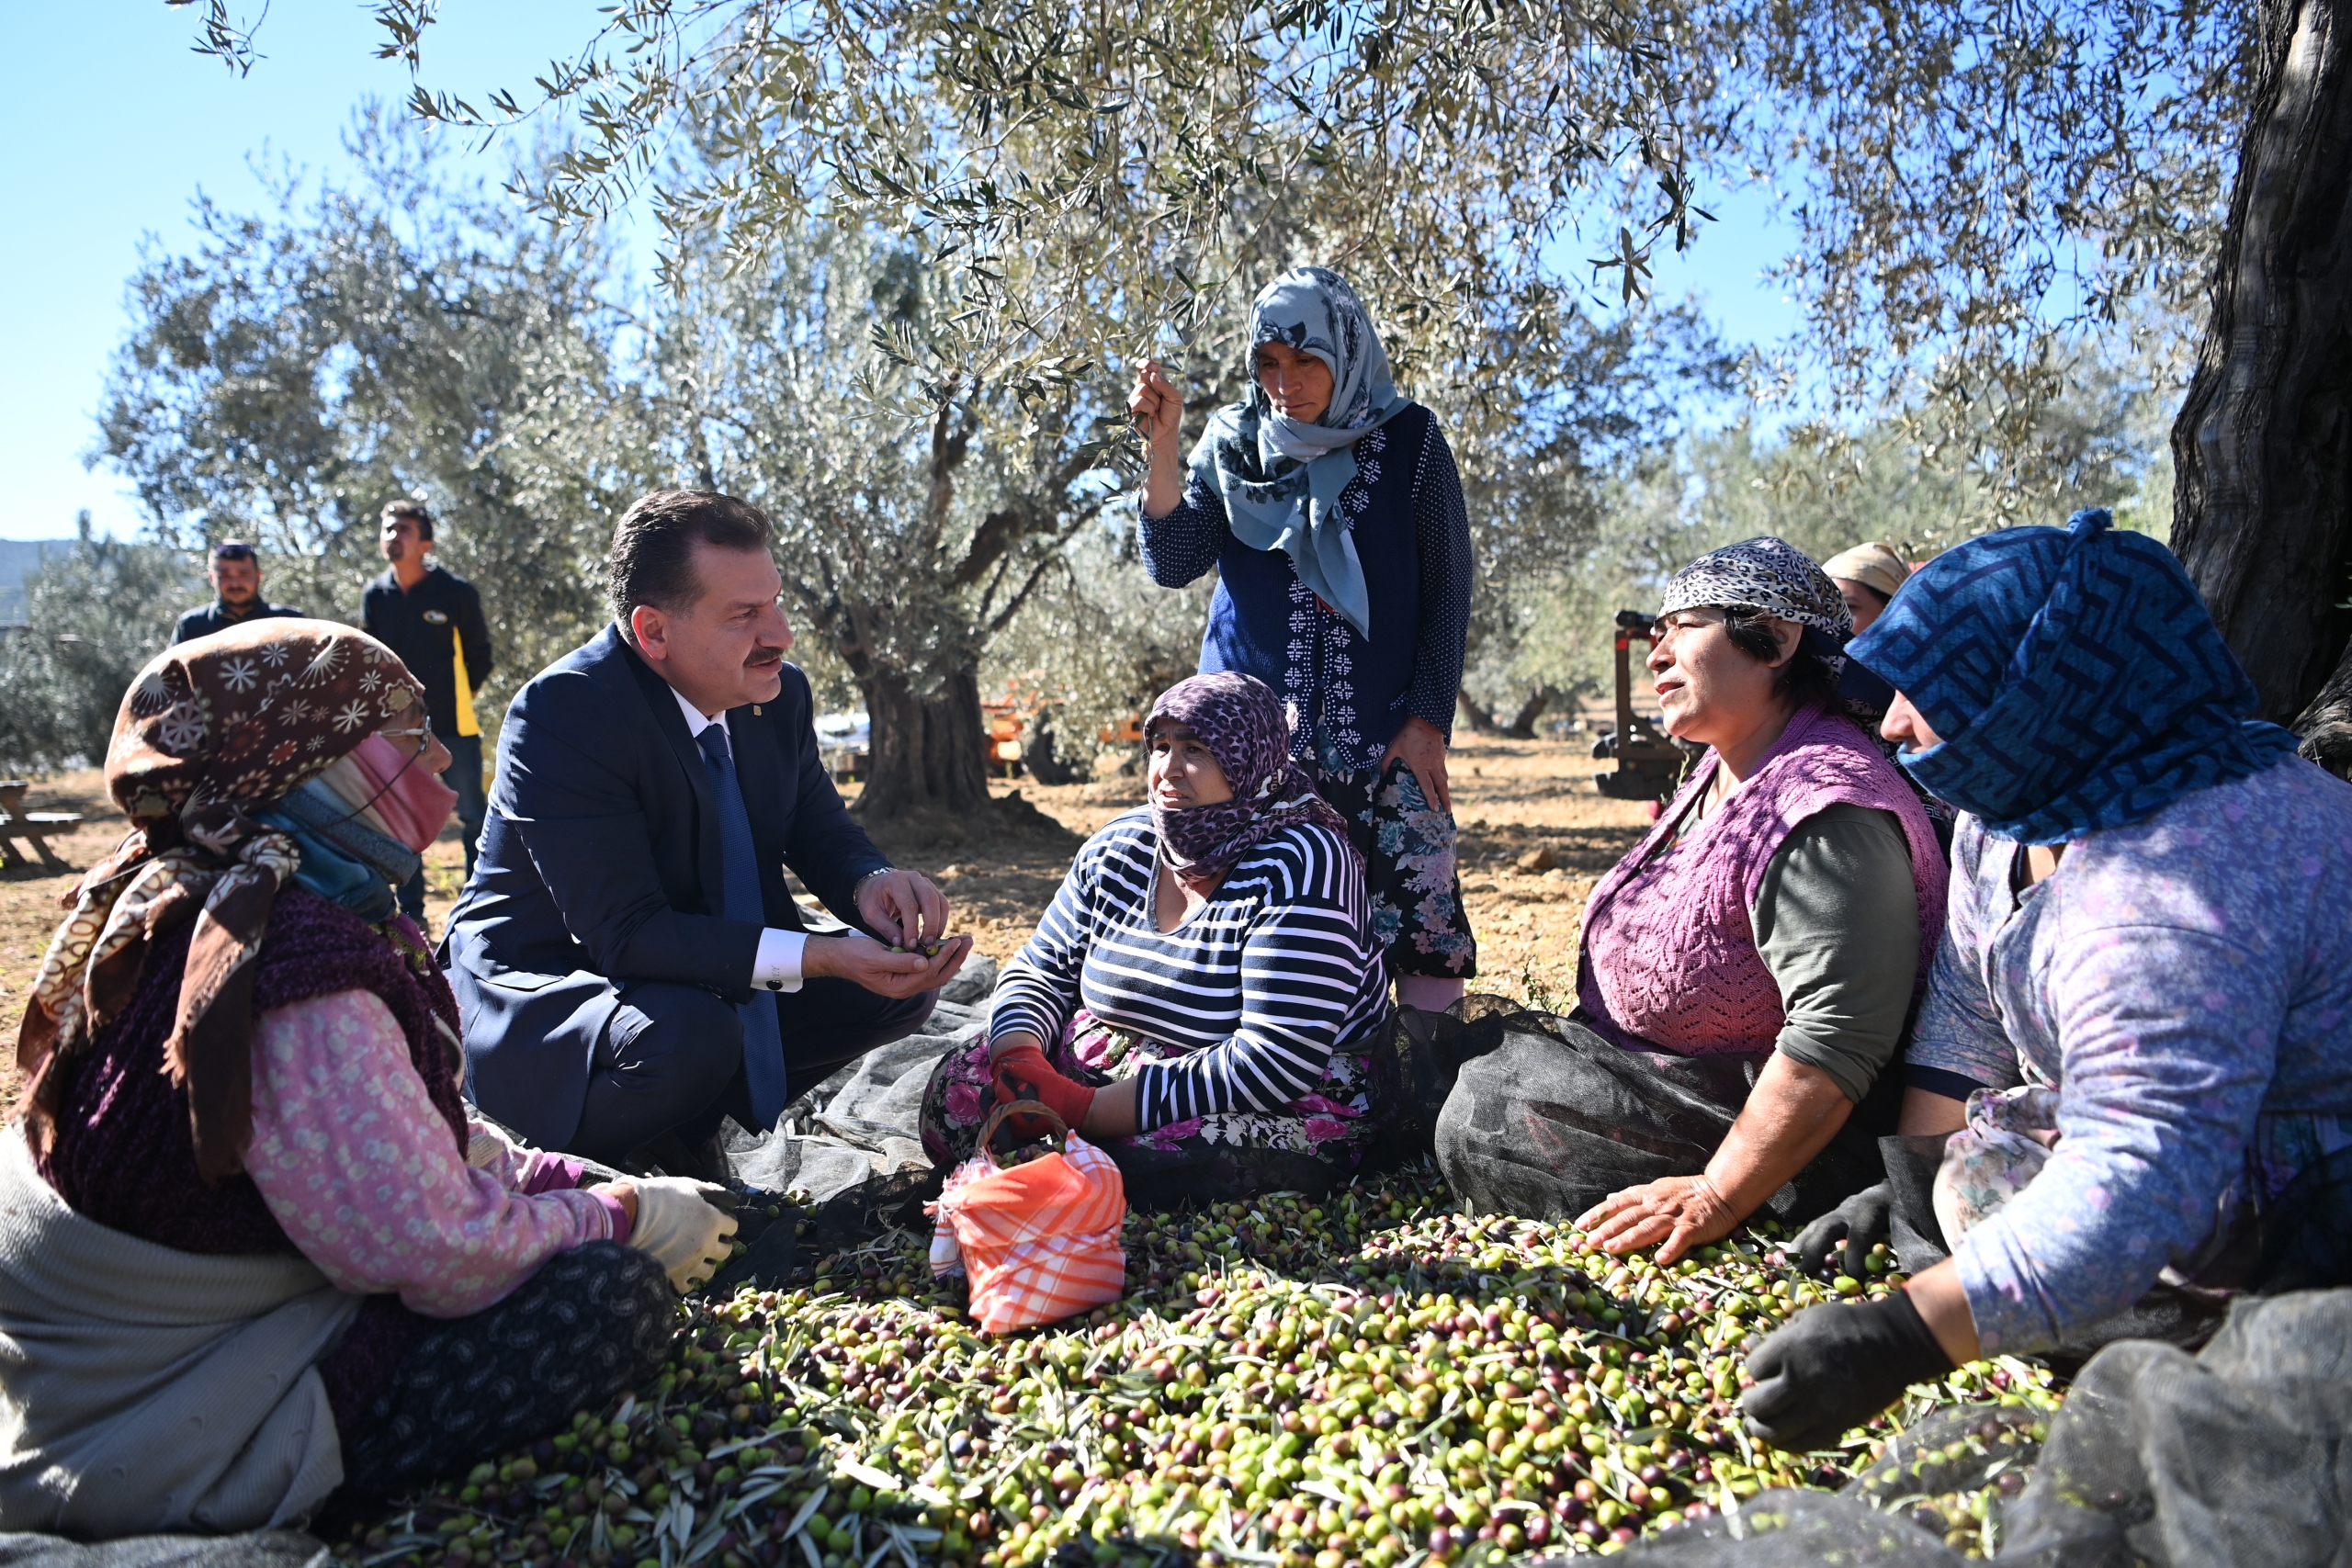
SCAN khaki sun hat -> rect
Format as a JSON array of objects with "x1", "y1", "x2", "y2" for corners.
[{"x1": 1820, "y1": 541, "x2": 1913, "y2": 602}]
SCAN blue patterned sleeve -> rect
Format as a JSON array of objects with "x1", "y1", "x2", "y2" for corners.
[
  {"x1": 1406, "y1": 420, "x2": 1472, "y2": 739},
  {"x1": 1137, "y1": 470, "x2": 1228, "y2": 589}
]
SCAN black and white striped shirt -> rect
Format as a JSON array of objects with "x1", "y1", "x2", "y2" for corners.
[{"x1": 989, "y1": 809, "x2": 1389, "y2": 1129}]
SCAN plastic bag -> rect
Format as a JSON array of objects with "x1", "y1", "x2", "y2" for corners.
[{"x1": 928, "y1": 1100, "x2": 1127, "y2": 1334}]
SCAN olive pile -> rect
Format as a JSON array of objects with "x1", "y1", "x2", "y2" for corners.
[
  {"x1": 334, "y1": 1163, "x2": 2060, "y2": 1567},
  {"x1": 1839, "y1": 1409, "x2": 2049, "y2": 1558}
]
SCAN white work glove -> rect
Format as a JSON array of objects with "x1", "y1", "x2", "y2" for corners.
[{"x1": 627, "y1": 1177, "x2": 739, "y2": 1292}]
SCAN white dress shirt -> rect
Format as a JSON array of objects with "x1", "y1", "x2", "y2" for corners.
[{"x1": 672, "y1": 685, "x2": 807, "y2": 993}]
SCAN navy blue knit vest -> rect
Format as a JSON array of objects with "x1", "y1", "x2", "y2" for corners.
[{"x1": 1199, "y1": 403, "x2": 1435, "y2": 771}]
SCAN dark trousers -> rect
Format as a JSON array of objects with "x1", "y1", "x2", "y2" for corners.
[
  {"x1": 398, "y1": 732, "x2": 487, "y2": 923},
  {"x1": 333, "y1": 1243, "x2": 671, "y2": 1508},
  {"x1": 562, "y1": 976, "x2": 936, "y2": 1165}
]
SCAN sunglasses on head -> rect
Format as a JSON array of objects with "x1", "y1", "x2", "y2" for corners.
[{"x1": 211, "y1": 542, "x2": 257, "y2": 563}]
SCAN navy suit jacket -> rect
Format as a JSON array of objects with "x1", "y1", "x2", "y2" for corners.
[{"x1": 445, "y1": 623, "x2": 889, "y2": 1145}]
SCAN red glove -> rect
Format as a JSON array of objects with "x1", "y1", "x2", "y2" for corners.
[{"x1": 990, "y1": 1042, "x2": 1097, "y2": 1129}]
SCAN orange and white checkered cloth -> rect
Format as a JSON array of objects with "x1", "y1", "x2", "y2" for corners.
[{"x1": 929, "y1": 1135, "x2": 1127, "y2": 1334}]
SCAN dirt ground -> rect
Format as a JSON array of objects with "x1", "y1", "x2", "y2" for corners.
[
  {"x1": 871, "y1": 737, "x2": 1654, "y2": 1009},
  {"x1": 0, "y1": 738, "x2": 1650, "y2": 1096}
]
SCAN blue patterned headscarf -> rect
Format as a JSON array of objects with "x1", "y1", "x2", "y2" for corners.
[
  {"x1": 1848, "y1": 509, "x2": 2300, "y2": 844},
  {"x1": 1191, "y1": 267, "x2": 1415, "y2": 640}
]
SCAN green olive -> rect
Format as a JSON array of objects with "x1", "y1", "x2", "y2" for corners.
[{"x1": 326, "y1": 1160, "x2": 2061, "y2": 1566}]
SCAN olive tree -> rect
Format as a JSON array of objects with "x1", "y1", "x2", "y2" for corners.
[
  {"x1": 646, "y1": 220, "x2": 1123, "y2": 830},
  {"x1": 359, "y1": 3, "x2": 1741, "y2": 812},
  {"x1": 0, "y1": 519, "x2": 199, "y2": 774},
  {"x1": 180, "y1": 0, "x2": 2347, "y2": 770},
  {"x1": 1715, "y1": 0, "x2": 2349, "y2": 761},
  {"x1": 96, "y1": 109, "x2": 650, "y2": 719},
  {"x1": 2167, "y1": 0, "x2": 2352, "y2": 770}
]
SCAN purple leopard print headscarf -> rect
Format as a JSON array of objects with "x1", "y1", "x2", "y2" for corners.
[{"x1": 1146, "y1": 672, "x2": 1353, "y2": 880}]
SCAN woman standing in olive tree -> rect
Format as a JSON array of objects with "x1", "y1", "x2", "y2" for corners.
[{"x1": 1130, "y1": 267, "x2": 1476, "y2": 1010}]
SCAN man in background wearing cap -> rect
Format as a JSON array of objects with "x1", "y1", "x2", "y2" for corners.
[
  {"x1": 364, "y1": 498, "x2": 495, "y2": 925},
  {"x1": 1820, "y1": 542, "x2": 1913, "y2": 635},
  {"x1": 168, "y1": 540, "x2": 304, "y2": 644}
]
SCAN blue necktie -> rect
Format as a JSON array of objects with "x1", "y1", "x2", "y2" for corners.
[{"x1": 696, "y1": 723, "x2": 790, "y2": 1128}]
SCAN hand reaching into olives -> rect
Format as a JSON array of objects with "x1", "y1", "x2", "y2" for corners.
[
  {"x1": 989, "y1": 1039, "x2": 1099, "y2": 1131},
  {"x1": 1793, "y1": 1182, "x2": 1894, "y2": 1280},
  {"x1": 1577, "y1": 1174, "x2": 1741, "y2": 1265},
  {"x1": 625, "y1": 1176, "x2": 740, "y2": 1292},
  {"x1": 1741, "y1": 1291, "x2": 1954, "y2": 1451}
]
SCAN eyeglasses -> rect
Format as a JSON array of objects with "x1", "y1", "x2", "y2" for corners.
[
  {"x1": 310, "y1": 719, "x2": 435, "y2": 832},
  {"x1": 379, "y1": 721, "x2": 436, "y2": 757}
]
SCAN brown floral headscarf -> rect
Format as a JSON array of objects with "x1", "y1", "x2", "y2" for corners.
[{"x1": 17, "y1": 618, "x2": 428, "y2": 1179}]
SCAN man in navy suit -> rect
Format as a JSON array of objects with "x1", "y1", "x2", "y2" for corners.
[{"x1": 445, "y1": 490, "x2": 968, "y2": 1181}]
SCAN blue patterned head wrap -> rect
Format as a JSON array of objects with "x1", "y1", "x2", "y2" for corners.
[
  {"x1": 1847, "y1": 509, "x2": 2300, "y2": 843},
  {"x1": 1189, "y1": 267, "x2": 1416, "y2": 640}
]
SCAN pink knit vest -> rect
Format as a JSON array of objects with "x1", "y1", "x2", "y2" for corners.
[{"x1": 1577, "y1": 703, "x2": 1948, "y2": 1057}]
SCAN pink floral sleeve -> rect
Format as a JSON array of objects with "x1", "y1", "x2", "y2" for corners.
[
  {"x1": 244, "y1": 988, "x2": 617, "y2": 1317},
  {"x1": 463, "y1": 1114, "x2": 588, "y2": 1195}
]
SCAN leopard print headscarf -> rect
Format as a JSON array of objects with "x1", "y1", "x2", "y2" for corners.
[
  {"x1": 17, "y1": 618, "x2": 427, "y2": 1178},
  {"x1": 1657, "y1": 536, "x2": 1854, "y2": 638}
]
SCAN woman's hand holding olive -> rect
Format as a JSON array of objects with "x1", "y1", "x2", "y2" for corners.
[
  {"x1": 1577, "y1": 1174, "x2": 1741, "y2": 1265},
  {"x1": 1129, "y1": 359, "x2": 1182, "y2": 447},
  {"x1": 1379, "y1": 716, "x2": 1453, "y2": 814},
  {"x1": 1131, "y1": 359, "x2": 1187, "y2": 519}
]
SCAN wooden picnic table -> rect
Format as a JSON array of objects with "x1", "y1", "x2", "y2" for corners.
[{"x1": 0, "y1": 781, "x2": 82, "y2": 870}]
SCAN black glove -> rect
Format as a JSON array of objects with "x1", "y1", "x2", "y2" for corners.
[
  {"x1": 1793, "y1": 1183, "x2": 1894, "y2": 1280},
  {"x1": 1741, "y1": 1292, "x2": 1953, "y2": 1452}
]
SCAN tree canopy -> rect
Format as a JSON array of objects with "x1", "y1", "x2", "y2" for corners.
[
  {"x1": 96, "y1": 110, "x2": 652, "y2": 710},
  {"x1": 0, "y1": 521, "x2": 198, "y2": 773},
  {"x1": 151, "y1": 0, "x2": 2336, "y2": 791},
  {"x1": 303, "y1": 0, "x2": 2258, "y2": 511}
]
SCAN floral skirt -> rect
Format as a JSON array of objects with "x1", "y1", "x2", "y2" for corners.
[
  {"x1": 919, "y1": 1011, "x2": 1396, "y2": 1209},
  {"x1": 1314, "y1": 759, "x2": 1476, "y2": 979},
  {"x1": 1931, "y1": 1085, "x2": 2065, "y2": 1244}
]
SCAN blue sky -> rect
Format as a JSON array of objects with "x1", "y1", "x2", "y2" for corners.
[{"x1": 0, "y1": 3, "x2": 1804, "y2": 544}]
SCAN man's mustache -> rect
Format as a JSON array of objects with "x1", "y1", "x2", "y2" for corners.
[{"x1": 744, "y1": 646, "x2": 787, "y2": 668}]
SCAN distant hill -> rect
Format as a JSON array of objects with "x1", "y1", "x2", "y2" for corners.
[{"x1": 0, "y1": 540, "x2": 77, "y2": 626}]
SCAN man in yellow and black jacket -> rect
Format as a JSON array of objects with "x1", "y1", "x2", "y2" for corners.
[{"x1": 363, "y1": 499, "x2": 494, "y2": 926}]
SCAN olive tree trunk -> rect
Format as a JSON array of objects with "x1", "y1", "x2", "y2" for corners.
[
  {"x1": 2171, "y1": 0, "x2": 2352, "y2": 773},
  {"x1": 855, "y1": 663, "x2": 992, "y2": 824}
]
